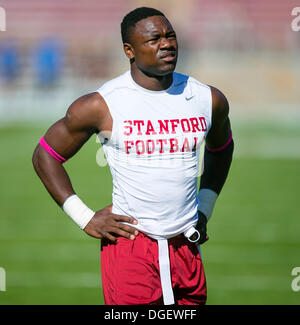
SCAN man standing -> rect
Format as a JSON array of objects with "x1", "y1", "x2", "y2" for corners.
[{"x1": 32, "y1": 7, "x2": 233, "y2": 305}]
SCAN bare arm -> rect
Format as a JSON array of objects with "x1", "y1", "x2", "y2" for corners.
[
  {"x1": 194, "y1": 86, "x2": 234, "y2": 244},
  {"x1": 32, "y1": 92, "x2": 103, "y2": 204},
  {"x1": 200, "y1": 86, "x2": 234, "y2": 193},
  {"x1": 32, "y1": 92, "x2": 138, "y2": 242}
]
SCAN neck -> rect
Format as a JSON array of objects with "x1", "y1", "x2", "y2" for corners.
[{"x1": 130, "y1": 64, "x2": 173, "y2": 91}]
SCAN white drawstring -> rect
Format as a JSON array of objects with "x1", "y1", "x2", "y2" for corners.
[
  {"x1": 152, "y1": 226, "x2": 200, "y2": 305},
  {"x1": 157, "y1": 239, "x2": 174, "y2": 305}
]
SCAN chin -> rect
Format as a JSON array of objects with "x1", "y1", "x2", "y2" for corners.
[
  {"x1": 156, "y1": 64, "x2": 177, "y2": 76},
  {"x1": 139, "y1": 63, "x2": 176, "y2": 78}
]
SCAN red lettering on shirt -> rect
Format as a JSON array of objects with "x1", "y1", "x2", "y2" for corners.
[
  {"x1": 123, "y1": 120, "x2": 133, "y2": 136},
  {"x1": 169, "y1": 138, "x2": 179, "y2": 153},
  {"x1": 146, "y1": 139, "x2": 155, "y2": 154},
  {"x1": 170, "y1": 119, "x2": 180, "y2": 134},
  {"x1": 192, "y1": 137, "x2": 198, "y2": 151},
  {"x1": 136, "y1": 140, "x2": 145, "y2": 155},
  {"x1": 158, "y1": 120, "x2": 169, "y2": 135},
  {"x1": 199, "y1": 117, "x2": 207, "y2": 131},
  {"x1": 181, "y1": 119, "x2": 191, "y2": 133},
  {"x1": 122, "y1": 117, "x2": 207, "y2": 155},
  {"x1": 145, "y1": 120, "x2": 157, "y2": 135},
  {"x1": 181, "y1": 137, "x2": 190, "y2": 152},
  {"x1": 189, "y1": 117, "x2": 201, "y2": 132},
  {"x1": 156, "y1": 139, "x2": 168, "y2": 153},
  {"x1": 124, "y1": 140, "x2": 134, "y2": 154},
  {"x1": 133, "y1": 120, "x2": 144, "y2": 135}
]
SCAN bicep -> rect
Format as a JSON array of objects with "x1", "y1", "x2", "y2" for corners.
[
  {"x1": 42, "y1": 118, "x2": 93, "y2": 160},
  {"x1": 41, "y1": 94, "x2": 101, "y2": 160}
]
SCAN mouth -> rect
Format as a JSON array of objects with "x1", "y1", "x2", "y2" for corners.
[{"x1": 159, "y1": 52, "x2": 177, "y2": 62}]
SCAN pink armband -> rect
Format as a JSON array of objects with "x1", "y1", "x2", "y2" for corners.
[
  {"x1": 39, "y1": 136, "x2": 67, "y2": 163},
  {"x1": 206, "y1": 131, "x2": 233, "y2": 152}
]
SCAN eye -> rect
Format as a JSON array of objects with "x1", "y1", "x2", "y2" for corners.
[
  {"x1": 167, "y1": 33, "x2": 176, "y2": 39},
  {"x1": 148, "y1": 35, "x2": 160, "y2": 42}
]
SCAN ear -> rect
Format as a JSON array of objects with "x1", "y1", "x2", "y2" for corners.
[{"x1": 123, "y1": 43, "x2": 135, "y2": 60}]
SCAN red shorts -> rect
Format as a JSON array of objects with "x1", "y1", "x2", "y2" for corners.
[{"x1": 100, "y1": 232, "x2": 207, "y2": 305}]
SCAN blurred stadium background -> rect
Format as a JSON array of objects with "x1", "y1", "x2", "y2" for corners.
[{"x1": 0, "y1": 0, "x2": 299, "y2": 305}]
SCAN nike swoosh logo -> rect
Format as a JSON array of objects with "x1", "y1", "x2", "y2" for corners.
[{"x1": 185, "y1": 96, "x2": 194, "y2": 101}]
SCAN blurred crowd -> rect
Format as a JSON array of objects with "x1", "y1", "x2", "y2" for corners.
[
  {"x1": 0, "y1": 0, "x2": 298, "y2": 86},
  {"x1": 0, "y1": 37, "x2": 64, "y2": 87},
  {"x1": 0, "y1": 0, "x2": 299, "y2": 119}
]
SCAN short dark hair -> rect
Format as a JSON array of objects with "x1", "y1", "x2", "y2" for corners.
[{"x1": 121, "y1": 7, "x2": 166, "y2": 44}]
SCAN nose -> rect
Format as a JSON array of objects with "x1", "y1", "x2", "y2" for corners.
[{"x1": 160, "y1": 37, "x2": 174, "y2": 49}]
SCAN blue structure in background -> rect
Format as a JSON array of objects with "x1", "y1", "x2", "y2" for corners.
[
  {"x1": 34, "y1": 37, "x2": 64, "y2": 86},
  {"x1": 0, "y1": 39, "x2": 20, "y2": 83}
]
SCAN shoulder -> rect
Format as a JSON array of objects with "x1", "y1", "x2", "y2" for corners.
[
  {"x1": 208, "y1": 85, "x2": 229, "y2": 124},
  {"x1": 65, "y1": 92, "x2": 108, "y2": 133},
  {"x1": 67, "y1": 92, "x2": 107, "y2": 120}
]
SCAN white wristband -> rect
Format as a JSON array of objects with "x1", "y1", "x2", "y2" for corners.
[
  {"x1": 197, "y1": 189, "x2": 218, "y2": 221},
  {"x1": 62, "y1": 194, "x2": 95, "y2": 229}
]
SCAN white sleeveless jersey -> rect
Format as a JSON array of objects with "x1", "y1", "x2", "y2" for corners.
[{"x1": 96, "y1": 71, "x2": 212, "y2": 239}]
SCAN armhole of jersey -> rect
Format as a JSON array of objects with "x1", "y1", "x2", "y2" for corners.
[
  {"x1": 96, "y1": 89, "x2": 116, "y2": 145},
  {"x1": 189, "y1": 77, "x2": 213, "y2": 139}
]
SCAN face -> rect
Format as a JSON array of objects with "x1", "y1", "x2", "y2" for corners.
[{"x1": 124, "y1": 15, "x2": 178, "y2": 76}]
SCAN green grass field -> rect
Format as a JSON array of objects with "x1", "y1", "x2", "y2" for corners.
[{"x1": 0, "y1": 122, "x2": 299, "y2": 305}]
